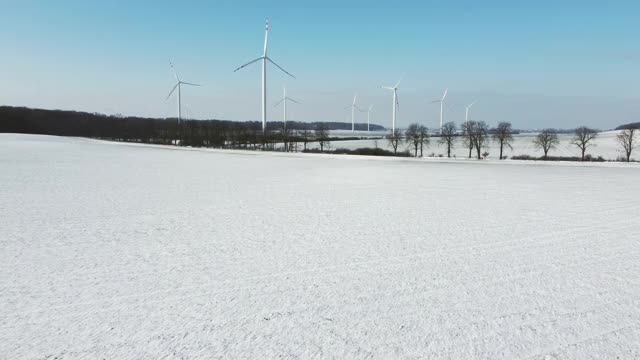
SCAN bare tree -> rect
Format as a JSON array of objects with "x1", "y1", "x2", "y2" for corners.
[
  {"x1": 418, "y1": 125, "x2": 430, "y2": 157},
  {"x1": 386, "y1": 130, "x2": 403, "y2": 155},
  {"x1": 279, "y1": 122, "x2": 294, "y2": 152},
  {"x1": 461, "y1": 121, "x2": 475, "y2": 158},
  {"x1": 264, "y1": 128, "x2": 277, "y2": 151},
  {"x1": 572, "y1": 126, "x2": 598, "y2": 161},
  {"x1": 314, "y1": 123, "x2": 330, "y2": 152},
  {"x1": 298, "y1": 128, "x2": 312, "y2": 151},
  {"x1": 532, "y1": 129, "x2": 559, "y2": 160},
  {"x1": 492, "y1": 122, "x2": 514, "y2": 159},
  {"x1": 439, "y1": 122, "x2": 456, "y2": 158},
  {"x1": 472, "y1": 121, "x2": 489, "y2": 159},
  {"x1": 405, "y1": 124, "x2": 421, "y2": 157},
  {"x1": 617, "y1": 128, "x2": 637, "y2": 162}
]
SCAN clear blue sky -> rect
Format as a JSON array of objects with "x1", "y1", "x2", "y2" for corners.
[{"x1": 1, "y1": 0, "x2": 638, "y2": 129}]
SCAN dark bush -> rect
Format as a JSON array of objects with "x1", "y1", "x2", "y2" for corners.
[
  {"x1": 303, "y1": 147, "x2": 411, "y2": 157},
  {"x1": 511, "y1": 155, "x2": 534, "y2": 160},
  {"x1": 511, "y1": 154, "x2": 606, "y2": 162}
]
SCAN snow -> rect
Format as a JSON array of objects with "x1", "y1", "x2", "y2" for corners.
[{"x1": 1, "y1": 133, "x2": 639, "y2": 359}]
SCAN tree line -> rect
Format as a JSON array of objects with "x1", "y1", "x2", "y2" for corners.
[
  {"x1": 387, "y1": 121, "x2": 638, "y2": 162},
  {"x1": 0, "y1": 106, "x2": 378, "y2": 151}
]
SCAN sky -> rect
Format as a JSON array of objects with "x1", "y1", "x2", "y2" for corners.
[{"x1": 1, "y1": 0, "x2": 639, "y2": 130}]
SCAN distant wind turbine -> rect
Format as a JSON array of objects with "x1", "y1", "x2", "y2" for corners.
[
  {"x1": 382, "y1": 78, "x2": 401, "y2": 135},
  {"x1": 344, "y1": 94, "x2": 362, "y2": 133},
  {"x1": 431, "y1": 88, "x2": 448, "y2": 133},
  {"x1": 166, "y1": 62, "x2": 201, "y2": 125},
  {"x1": 465, "y1": 100, "x2": 478, "y2": 125},
  {"x1": 274, "y1": 87, "x2": 301, "y2": 129},
  {"x1": 366, "y1": 105, "x2": 374, "y2": 132},
  {"x1": 234, "y1": 18, "x2": 295, "y2": 133}
]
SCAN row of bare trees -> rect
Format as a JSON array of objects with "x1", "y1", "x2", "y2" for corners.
[
  {"x1": 385, "y1": 122, "x2": 638, "y2": 162},
  {"x1": 172, "y1": 119, "x2": 334, "y2": 152},
  {"x1": 251, "y1": 122, "x2": 332, "y2": 152},
  {"x1": 388, "y1": 121, "x2": 510, "y2": 160},
  {"x1": 533, "y1": 127, "x2": 637, "y2": 162},
  {"x1": 532, "y1": 128, "x2": 598, "y2": 160},
  {"x1": 445, "y1": 121, "x2": 513, "y2": 160}
]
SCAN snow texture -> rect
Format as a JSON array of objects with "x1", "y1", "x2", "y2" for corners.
[{"x1": 1, "y1": 134, "x2": 639, "y2": 359}]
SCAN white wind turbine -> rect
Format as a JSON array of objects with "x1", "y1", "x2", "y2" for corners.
[
  {"x1": 465, "y1": 100, "x2": 478, "y2": 125},
  {"x1": 274, "y1": 86, "x2": 301, "y2": 129},
  {"x1": 366, "y1": 105, "x2": 374, "y2": 132},
  {"x1": 234, "y1": 18, "x2": 295, "y2": 133},
  {"x1": 431, "y1": 88, "x2": 448, "y2": 133},
  {"x1": 166, "y1": 62, "x2": 202, "y2": 124},
  {"x1": 382, "y1": 78, "x2": 401, "y2": 135},
  {"x1": 344, "y1": 94, "x2": 362, "y2": 133}
]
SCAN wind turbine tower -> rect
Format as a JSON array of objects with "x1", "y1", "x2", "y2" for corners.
[
  {"x1": 382, "y1": 79, "x2": 401, "y2": 135},
  {"x1": 234, "y1": 18, "x2": 295, "y2": 133},
  {"x1": 366, "y1": 105, "x2": 374, "y2": 132},
  {"x1": 345, "y1": 94, "x2": 361, "y2": 133}
]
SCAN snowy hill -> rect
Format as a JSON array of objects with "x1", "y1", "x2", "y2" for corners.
[{"x1": 1, "y1": 134, "x2": 639, "y2": 359}]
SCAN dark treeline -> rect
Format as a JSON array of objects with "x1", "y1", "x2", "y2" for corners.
[
  {"x1": 616, "y1": 122, "x2": 640, "y2": 130},
  {"x1": 518, "y1": 128, "x2": 579, "y2": 134},
  {"x1": 294, "y1": 121, "x2": 384, "y2": 131},
  {"x1": 0, "y1": 106, "x2": 384, "y2": 148}
]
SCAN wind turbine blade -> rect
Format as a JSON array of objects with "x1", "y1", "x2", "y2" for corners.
[
  {"x1": 273, "y1": 98, "x2": 285, "y2": 107},
  {"x1": 263, "y1": 17, "x2": 269, "y2": 56},
  {"x1": 394, "y1": 76, "x2": 403, "y2": 88},
  {"x1": 381, "y1": 86, "x2": 394, "y2": 90},
  {"x1": 469, "y1": 100, "x2": 478, "y2": 108},
  {"x1": 181, "y1": 82, "x2": 202, "y2": 87},
  {"x1": 266, "y1": 57, "x2": 295, "y2": 78},
  {"x1": 442, "y1": 88, "x2": 448, "y2": 101},
  {"x1": 166, "y1": 83, "x2": 179, "y2": 100},
  {"x1": 288, "y1": 98, "x2": 301, "y2": 104},
  {"x1": 344, "y1": 105, "x2": 352, "y2": 110},
  {"x1": 445, "y1": 102, "x2": 456, "y2": 113},
  {"x1": 369, "y1": 104, "x2": 374, "y2": 111},
  {"x1": 430, "y1": 100, "x2": 441, "y2": 104},
  {"x1": 169, "y1": 61, "x2": 180, "y2": 82},
  {"x1": 233, "y1": 57, "x2": 263, "y2": 72}
]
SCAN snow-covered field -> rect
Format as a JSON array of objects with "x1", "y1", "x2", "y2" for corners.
[
  {"x1": 320, "y1": 131, "x2": 629, "y2": 161},
  {"x1": 1, "y1": 133, "x2": 640, "y2": 359}
]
